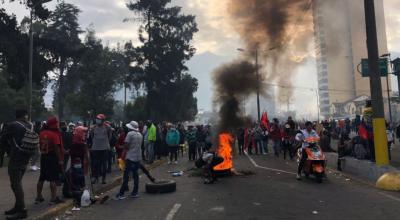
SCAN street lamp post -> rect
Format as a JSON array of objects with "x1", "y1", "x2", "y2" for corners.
[
  {"x1": 255, "y1": 48, "x2": 261, "y2": 121},
  {"x1": 28, "y1": 0, "x2": 51, "y2": 120},
  {"x1": 28, "y1": 8, "x2": 34, "y2": 120},
  {"x1": 237, "y1": 46, "x2": 276, "y2": 122}
]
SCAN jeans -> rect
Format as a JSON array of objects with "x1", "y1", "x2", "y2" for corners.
[
  {"x1": 119, "y1": 160, "x2": 139, "y2": 195},
  {"x1": 146, "y1": 142, "x2": 155, "y2": 163},
  {"x1": 91, "y1": 150, "x2": 108, "y2": 181},
  {"x1": 8, "y1": 167, "x2": 26, "y2": 211},
  {"x1": 283, "y1": 140, "x2": 294, "y2": 160},
  {"x1": 107, "y1": 149, "x2": 114, "y2": 172},
  {"x1": 262, "y1": 138, "x2": 269, "y2": 153},
  {"x1": 273, "y1": 140, "x2": 281, "y2": 157},
  {"x1": 31, "y1": 147, "x2": 40, "y2": 167},
  {"x1": 238, "y1": 140, "x2": 244, "y2": 154},
  {"x1": 197, "y1": 142, "x2": 205, "y2": 159},
  {"x1": 188, "y1": 142, "x2": 196, "y2": 160},
  {"x1": 298, "y1": 148, "x2": 307, "y2": 174},
  {"x1": 169, "y1": 146, "x2": 178, "y2": 162}
]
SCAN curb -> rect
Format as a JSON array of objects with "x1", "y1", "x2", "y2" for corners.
[{"x1": 31, "y1": 159, "x2": 165, "y2": 220}]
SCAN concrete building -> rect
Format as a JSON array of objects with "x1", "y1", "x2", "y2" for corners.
[{"x1": 313, "y1": 0, "x2": 389, "y2": 119}]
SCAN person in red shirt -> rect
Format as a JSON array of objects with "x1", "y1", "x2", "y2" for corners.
[
  {"x1": 70, "y1": 122, "x2": 89, "y2": 175},
  {"x1": 270, "y1": 118, "x2": 282, "y2": 158},
  {"x1": 35, "y1": 117, "x2": 65, "y2": 205},
  {"x1": 115, "y1": 127, "x2": 127, "y2": 159}
]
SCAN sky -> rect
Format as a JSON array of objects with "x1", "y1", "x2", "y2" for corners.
[{"x1": 2, "y1": 0, "x2": 400, "y2": 118}]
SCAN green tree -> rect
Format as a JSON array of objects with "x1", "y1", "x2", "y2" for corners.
[
  {"x1": 125, "y1": 96, "x2": 148, "y2": 122},
  {"x1": 43, "y1": 0, "x2": 83, "y2": 120},
  {"x1": 64, "y1": 28, "x2": 119, "y2": 119},
  {"x1": 0, "y1": 9, "x2": 50, "y2": 120},
  {"x1": 127, "y1": 0, "x2": 199, "y2": 121}
]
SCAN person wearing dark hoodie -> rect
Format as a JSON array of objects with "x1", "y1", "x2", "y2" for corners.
[
  {"x1": 63, "y1": 158, "x2": 85, "y2": 209},
  {"x1": 3, "y1": 109, "x2": 33, "y2": 219}
]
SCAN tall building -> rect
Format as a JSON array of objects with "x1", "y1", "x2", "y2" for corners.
[{"x1": 313, "y1": 0, "x2": 389, "y2": 119}]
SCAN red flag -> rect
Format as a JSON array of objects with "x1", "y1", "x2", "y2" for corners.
[
  {"x1": 261, "y1": 112, "x2": 270, "y2": 131},
  {"x1": 358, "y1": 124, "x2": 368, "y2": 140}
]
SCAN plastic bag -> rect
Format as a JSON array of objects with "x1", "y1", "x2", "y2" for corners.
[
  {"x1": 118, "y1": 158, "x2": 126, "y2": 171},
  {"x1": 81, "y1": 189, "x2": 91, "y2": 207}
]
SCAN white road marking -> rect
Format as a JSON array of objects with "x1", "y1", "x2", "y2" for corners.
[
  {"x1": 247, "y1": 152, "x2": 400, "y2": 203},
  {"x1": 165, "y1": 203, "x2": 182, "y2": 220},
  {"x1": 210, "y1": 206, "x2": 225, "y2": 212},
  {"x1": 245, "y1": 152, "x2": 297, "y2": 175},
  {"x1": 378, "y1": 192, "x2": 400, "y2": 202}
]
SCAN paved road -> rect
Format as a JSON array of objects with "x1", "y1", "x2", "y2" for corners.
[{"x1": 58, "y1": 153, "x2": 400, "y2": 220}]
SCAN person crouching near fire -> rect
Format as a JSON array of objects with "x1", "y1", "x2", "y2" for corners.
[{"x1": 195, "y1": 144, "x2": 223, "y2": 184}]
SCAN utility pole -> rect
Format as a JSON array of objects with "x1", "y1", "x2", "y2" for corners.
[
  {"x1": 364, "y1": 0, "x2": 389, "y2": 165},
  {"x1": 255, "y1": 48, "x2": 261, "y2": 122},
  {"x1": 28, "y1": 8, "x2": 34, "y2": 120},
  {"x1": 124, "y1": 82, "x2": 127, "y2": 122},
  {"x1": 315, "y1": 89, "x2": 320, "y2": 122},
  {"x1": 386, "y1": 74, "x2": 393, "y2": 125}
]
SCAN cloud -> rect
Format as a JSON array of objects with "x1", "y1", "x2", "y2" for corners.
[
  {"x1": 173, "y1": 0, "x2": 242, "y2": 56},
  {"x1": 385, "y1": 0, "x2": 400, "y2": 52}
]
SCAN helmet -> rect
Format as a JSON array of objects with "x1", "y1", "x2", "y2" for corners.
[{"x1": 96, "y1": 114, "x2": 106, "y2": 120}]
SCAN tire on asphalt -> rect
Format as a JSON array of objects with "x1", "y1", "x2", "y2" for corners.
[{"x1": 145, "y1": 179, "x2": 176, "y2": 194}]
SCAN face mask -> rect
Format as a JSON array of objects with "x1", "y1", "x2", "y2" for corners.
[
  {"x1": 73, "y1": 164, "x2": 82, "y2": 169},
  {"x1": 95, "y1": 119, "x2": 102, "y2": 125}
]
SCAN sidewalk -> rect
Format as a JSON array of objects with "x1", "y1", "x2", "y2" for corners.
[
  {"x1": 0, "y1": 162, "x2": 131, "y2": 220},
  {"x1": 330, "y1": 139, "x2": 400, "y2": 168},
  {"x1": 326, "y1": 139, "x2": 400, "y2": 183}
]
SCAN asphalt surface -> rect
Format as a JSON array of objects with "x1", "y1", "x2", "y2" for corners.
[{"x1": 57, "y1": 153, "x2": 400, "y2": 220}]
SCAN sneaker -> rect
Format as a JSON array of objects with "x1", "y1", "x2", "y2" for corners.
[
  {"x1": 71, "y1": 207, "x2": 81, "y2": 211},
  {"x1": 115, "y1": 193, "x2": 126, "y2": 200},
  {"x1": 6, "y1": 210, "x2": 27, "y2": 220},
  {"x1": 49, "y1": 197, "x2": 64, "y2": 205},
  {"x1": 130, "y1": 193, "x2": 139, "y2": 198},
  {"x1": 29, "y1": 165, "x2": 40, "y2": 171},
  {"x1": 34, "y1": 197, "x2": 44, "y2": 204},
  {"x1": 174, "y1": 161, "x2": 178, "y2": 164},
  {"x1": 168, "y1": 161, "x2": 172, "y2": 164},
  {"x1": 4, "y1": 208, "x2": 17, "y2": 216},
  {"x1": 296, "y1": 174, "x2": 302, "y2": 180}
]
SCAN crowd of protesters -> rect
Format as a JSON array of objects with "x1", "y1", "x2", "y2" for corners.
[
  {"x1": 0, "y1": 108, "x2": 220, "y2": 218},
  {"x1": 235, "y1": 101, "x2": 397, "y2": 172},
  {"x1": 1, "y1": 100, "x2": 400, "y2": 218}
]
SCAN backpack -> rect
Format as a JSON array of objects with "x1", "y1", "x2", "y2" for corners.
[
  {"x1": 14, "y1": 121, "x2": 39, "y2": 154},
  {"x1": 354, "y1": 143, "x2": 367, "y2": 160}
]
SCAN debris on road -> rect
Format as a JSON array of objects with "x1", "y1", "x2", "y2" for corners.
[
  {"x1": 171, "y1": 171, "x2": 184, "y2": 177},
  {"x1": 210, "y1": 206, "x2": 225, "y2": 212}
]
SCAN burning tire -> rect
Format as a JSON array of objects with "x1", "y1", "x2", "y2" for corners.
[{"x1": 145, "y1": 180, "x2": 176, "y2": 194}]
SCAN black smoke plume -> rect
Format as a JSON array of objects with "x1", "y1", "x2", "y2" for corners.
[
  {"x1": 213, "y1": 60, "x2": 261, "y2": 133},
  {"x1": 212, "y1": 0, "x2": 314, "y2": 133}
]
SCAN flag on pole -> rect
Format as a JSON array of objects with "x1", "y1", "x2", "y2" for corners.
[
  {"x1": 358, "y1": 123, "x2": 368, "y2": 140},
  {"x1": 261, "y1": 111, "x2": 270, "y2": 131}
]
